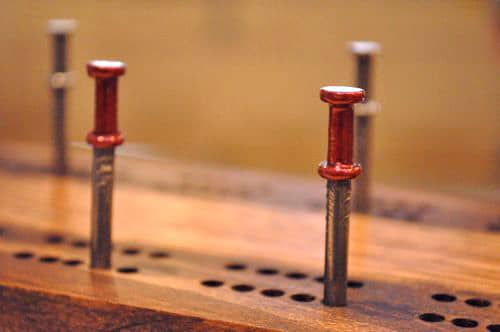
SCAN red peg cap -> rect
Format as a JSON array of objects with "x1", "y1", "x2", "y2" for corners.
[
  {"x1": 318, "y1": 86, "x2": 365, "y2": 181},
  {"x1": 86, "y1": 60, "x2": 126, "y2": 149}
]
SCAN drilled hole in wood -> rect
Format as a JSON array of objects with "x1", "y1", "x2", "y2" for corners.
[
  {"x1": 418, "y1": 313, "x2": 445, "y2": 323},
  {"x1": 347, "y1": 280, "x2": 364, "y2": 288},
  {"x1": 487, "y1": 324, "x2": 500, "y2": 332},
  {"x1": 225, "y1": 263, "x2": 246, "y2": 270},
  {"x1": 291, "y1": 293, "x2": 315, "y2": 302},
  {"x1": 62, "y1": 259, "x2": 83, "y2": 266},
  {"x1": 149, "y1": 251, "x2": 169, "y2": 259},
  {"x1": 39, "y1": 256, "x2": 59, "y2": 263},
  {"x1": 285, "y1": 272, "x2": 307, "y2": 279},
  {"x1": 431, "y1": 293, "x2": 456, "y2": 302},
  {"x1": 13, "y1": 251, "x2": 34, "y2": 259},
  {"x1": 117, "y1": 267, "x2": 139, "y2": 273},
  {"x1": 261, "y1": 289, "x2": 285, "y2": 297},
  {"x1": 46, "y1": 234, "x2": 64, "y2": 244},
  {"x1": 231, "y1": 284, "x2": 255, "y2": 292},
  {"x1": 201, "y1": 280, "x2": 224, "y2": 287},
  {"x1": 122, "y1": 248, "x2": 140, "y2": 255},
  {"x1": 314, "y1": 276, "x2": 324, "y2": 283},
  {"x1": 257, "y1": 268, "x2": 279, "y2": 275},
  {"x1": 465, "y1": 298, "x2": 491, "y2": 307},
  {"x1": 451, "y1": 318, "x2": 478, "y2": 328},
  {"x1": 71, "y1": 240, "x2": 88, "y2": 248}
]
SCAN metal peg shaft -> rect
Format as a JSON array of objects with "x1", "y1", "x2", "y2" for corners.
[
  {"x1": 348, "y1": 41, "x2": 380, "y2": 214},
  {"x1": 48, "y1": 19, "x2": 77, "y2": 175}
]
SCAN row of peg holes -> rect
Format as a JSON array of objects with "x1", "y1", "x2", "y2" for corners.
[
  {"x1": 200, "y1": 262, "x2": 364, "y2": 303},
  {"x1": 44, "y1": 234, "x2": 170, "y2": 273},
  {"x1": 9, "y1": 231, "x2": 499, "y2": 328},
  {"x1": 419, "y1": 292, "x2": 497, "y2": 330}
]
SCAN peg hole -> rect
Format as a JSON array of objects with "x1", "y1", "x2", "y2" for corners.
[
  {"x1": 39, "y1": 256, "x2": 59, "y2": 263},
  {"x1": 117, "y1": 267, "x2": 139, "y2": 274},
  {"x1": 231, "y1": 284, "x2": 255, "y2": 292},
  {"x1": 464, "y1": 298, "x2": 491, "y2": 307},
  {"x1": 418, "y1": 313, "x2": 445, "y2": 323},
  {"x1": 62, "y1": 259, "x2": 83, "y2": 266},
  {"x1": 225, "y1": 263, "x2": 246, "y2": 270},
  {"x1": 347, "y1": 280, "x2": 364, "y2": 288},
  {"x1": 431, "y1": 293, "x2": 456, "y2": 302},
  {"x1": 0, "y1": 227, "x2": 4, "y2": 236},
  {"x1": 46, "y1": 234, "x2": 64, "y2": 244},
  {"x1": 257, "y1": 268, "x2": 279, "y2": 275},
  {"x1": 201, "y1": 280, "x2": 224, "y2": 287},
  {"x1": 261, "y1": 289, "x2": 285, "y2": 297},
  {"x1": 314, "y1": 276, "x2": 324, "y2": 283},
  {"x1": 149, "y1": 251, "x2": 169, "y2": 259},
  {"x1": 71, "y1": 240, "x2": 88, "y2": 248},
  {"x1": 487, "y1": 324, "x2": 500, "y2": 332},
  {"x1": 122, "y1": 248, "x2": 140, "y2": 255},
  {"x1": 451, "y1": 318, "x2": 478, "y2": 328},
  {"x1": 291, "y1": 293, "x2": 315, "y2": 302},
  {"x1": 285, "y1": 272, "x2": 307, "y2": 279},
  {"x1": 13, "y1": 251, "x2": 34, "y2": 259}
]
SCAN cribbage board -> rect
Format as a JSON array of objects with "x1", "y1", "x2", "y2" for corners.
[{"x1": 0, "y1": 144, "x2": 498, "y2": 331}]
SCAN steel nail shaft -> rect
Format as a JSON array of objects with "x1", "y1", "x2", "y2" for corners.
[
  {"x1": 47, "y1": 19, "x2": 77, "y2": 175},
  {"x1": 348, "y1": 41, "x2": 380, "y2": 214}
]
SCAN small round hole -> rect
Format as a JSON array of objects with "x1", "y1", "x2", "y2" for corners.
[
  {"x1": 46, "y1": 234, "x2": 64, "y2": 244},
  {"x1": 14, "y1": 251, "x2": 34, "y2": 259},
  {"x1": 71, "y1": 240, "x2": 88, "y2": 248},
  {"x1": 117, "y1": 267, "x2": 139, "y2": 273},
  {"x1": 451, "y1": 318, "x2": 478, "y2": 328},
  {"x1": 465, "y1": 298, "x2": 491, "y2": 307},
  {"x1": 122, "y1": 248, "x2": 140, "y2": 255},
  {"x1": 291, "y1": 293, "x2": 315, "y2": 302},
  {"x1": 39, "y1": 256, "x2": 59, "y2": 263},
  {"x1": 0, "y1": 228, "x2": 4, "y2": 236},
  {"x1": 487, "y1": 324, "x2": 500, "y2": 332},
  {"x1": 225, "y1": 263, "x2": 246, "y2": 270},
  {"x1": 261, "y1": 289, "x2": 285, "y2": 297},
  {"x1": 314, "y1": 276, "x2": 324, "y2": 283},
  {"x1": 257, "y1": 268, "x2": 279, "y2": 275},
  {"x1": 347, "y1": 280, "x2": 364, "y2": 288},
  {"x1": 431, "y1": 293, "x2": 456, "y2": 302},
  {"x1": 231, "y1": 284, "x2": 254, "y2": 292},
  {"x1": 149, "y1": 251, "x2": 169, "y2": 259},
  {"x1": 285, "y1": 272, "x2": 307, "y2": 279},
  {"x1": 62, "y1": 259, "x2": 83, "y2": 266},
  {"x1": 418, "y1": 313, "x2": 445, "y2": 323},
  {"x1": 201, "y1": 280, "x2": 224, "y2": 287}
]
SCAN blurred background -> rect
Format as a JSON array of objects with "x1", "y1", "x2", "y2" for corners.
[{"x1": 0, "y1": 1, "x2": 498, "y2": 199}]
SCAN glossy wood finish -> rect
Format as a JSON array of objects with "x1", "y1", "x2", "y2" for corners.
[
  {"x1": 0, "y1": 144, "x2": 498, "y2": 331},
  {"x1": 0, "y1": 143, "x2": 498, "y2": 232}
]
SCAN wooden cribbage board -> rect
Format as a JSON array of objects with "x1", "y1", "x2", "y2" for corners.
[{"x1": 0, "y1": 144, "x2": 499, "y2": 331}]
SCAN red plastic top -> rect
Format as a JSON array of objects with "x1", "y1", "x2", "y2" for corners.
[
  {"x1": 86, "y1": 60, "x2": 126, "y2": 148},
  {"x1": 318, "y1": 86, "x2": 365, "y2": 181}
]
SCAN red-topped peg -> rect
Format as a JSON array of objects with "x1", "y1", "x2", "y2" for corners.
[
  {"x1": 318, "y1": 86, "x2": 364, "y2": 181},
  {"x1": 317, "y1": 86, "x2": 365, "y2": 307},
  {"x1": 86, "y1": 60, "x2": 126, "y2": 149},
  {"x1": 86, "y1": 60, "x2": 126, "y2": 269}
]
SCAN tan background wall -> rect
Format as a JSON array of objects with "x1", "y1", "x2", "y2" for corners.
[{"x1": 0, "y1": 1, "x2": 498, "y2": 198}]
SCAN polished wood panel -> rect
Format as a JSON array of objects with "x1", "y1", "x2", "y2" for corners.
[{"x1": 0, "y1": 145, "x2": 498, "y2": 330}]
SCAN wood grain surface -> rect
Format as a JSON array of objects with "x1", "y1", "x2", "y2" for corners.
[{"x1": 0, "y1": 144, "x2": 498, "y2": 331}]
